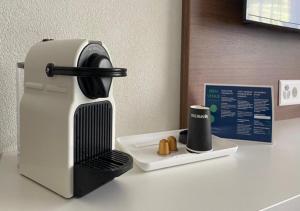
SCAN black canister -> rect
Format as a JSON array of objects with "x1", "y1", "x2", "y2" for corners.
[{"x1": 186, "y1": 105, "x2": 212, "y2": 153}]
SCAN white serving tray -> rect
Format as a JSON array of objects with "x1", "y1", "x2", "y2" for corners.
[{"x1": 116, "y1": 129, "x2": 238, "y2": 171}]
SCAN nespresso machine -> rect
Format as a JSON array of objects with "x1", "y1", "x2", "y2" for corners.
[{"x1": 18, "y1": 39, "x2": 133, "y2": 198}]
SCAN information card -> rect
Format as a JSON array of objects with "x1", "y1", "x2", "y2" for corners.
[{"x1": 204, "y1": 84, "x2": 273, "y2": 143}]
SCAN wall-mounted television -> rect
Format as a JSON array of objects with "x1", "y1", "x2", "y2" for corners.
[{"x1": 244, "y1": 0, "x2": 300, "y2": 30}]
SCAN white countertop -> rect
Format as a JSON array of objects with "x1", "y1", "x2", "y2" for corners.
[{"x1": 1, "y1": 118, "x2": 300, "y2": 211}]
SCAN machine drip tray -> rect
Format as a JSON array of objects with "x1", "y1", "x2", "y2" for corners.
[{"x1": 74, "y1": 150, "x2": 133, "y2": 197}]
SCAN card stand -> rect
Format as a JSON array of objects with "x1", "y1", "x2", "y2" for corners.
[{"x1": 74, "y1": 150, "x2": 133, "y2": 197}]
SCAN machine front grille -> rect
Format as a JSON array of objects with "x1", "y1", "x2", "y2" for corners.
[{"x1": 74, "y1": 101, "x2": 112, "y2": 163}]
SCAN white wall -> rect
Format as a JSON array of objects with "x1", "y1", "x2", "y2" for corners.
[{"x1": 0, "y1": 0, "x2": 182, "y2": 152}]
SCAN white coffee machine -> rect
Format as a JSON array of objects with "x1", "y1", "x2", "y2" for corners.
[{"x1": 18, "y1": 39, "x2": 132, "y2": 198}]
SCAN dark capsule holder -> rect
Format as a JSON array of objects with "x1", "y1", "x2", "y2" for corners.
[{"x1": 179, "y1": 129, "x2": 188, "y2": 145}]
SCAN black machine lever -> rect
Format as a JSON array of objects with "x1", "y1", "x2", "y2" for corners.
[{"x1": 45, "y1": 63, "x2": 127, "y2": 78}]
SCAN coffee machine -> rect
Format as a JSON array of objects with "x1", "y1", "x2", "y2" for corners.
[{"x1": 18, "y1": 39, "x2": 133, "y2": 198}]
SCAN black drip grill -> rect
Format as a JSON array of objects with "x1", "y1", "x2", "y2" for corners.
[{"x1": 73, "y1": 101, "x2": 132, "y2": 197}]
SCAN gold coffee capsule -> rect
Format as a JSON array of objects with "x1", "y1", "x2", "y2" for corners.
[
  {"x1": 158, "y1": 139, "x2": 170, "y2": 155},
  {"x1": 167, "y1": 136, "x2": 177, "y2": 151}
]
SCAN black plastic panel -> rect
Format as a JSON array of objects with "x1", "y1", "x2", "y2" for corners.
[
  {"x1": 73, "y1": 101, "x2": 133, "y2": 197},
  {"x1": 74, "y1": 101, "x2": 112, "y2": 163}
]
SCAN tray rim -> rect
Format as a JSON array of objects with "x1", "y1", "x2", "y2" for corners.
[{"x1": 116, "y1": 129, "x2": 238, "y2": 171}]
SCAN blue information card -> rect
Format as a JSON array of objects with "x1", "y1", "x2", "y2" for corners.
[{"x1": 204, "y1": 84, "x2": 273, "y2": 143}]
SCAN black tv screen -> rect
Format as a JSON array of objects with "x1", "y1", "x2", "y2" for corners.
[{"x1": 244, "y1": 0, "x2": 300, "y2": 30}]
